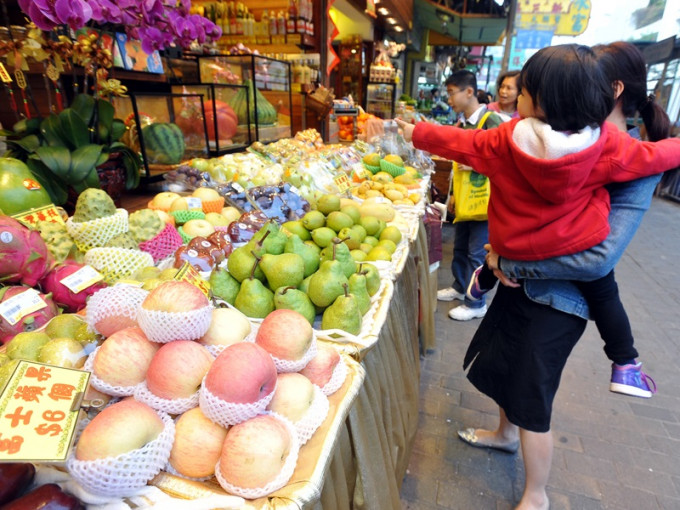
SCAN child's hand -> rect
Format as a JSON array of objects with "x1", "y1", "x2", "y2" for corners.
[
  {"x1": 395, "y1": 118, "x2": 415, "y2": 142},
  {"x1": 485, "y1": 243, "x2": 519, "y2": 288}
]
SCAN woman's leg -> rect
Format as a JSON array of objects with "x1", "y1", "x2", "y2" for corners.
[
  {"x1": 516, "y1": 428, "x2": 552, "y2": 510},
  {"x1": 469, "y1": 407, "x2": 519, "y2": 446}
]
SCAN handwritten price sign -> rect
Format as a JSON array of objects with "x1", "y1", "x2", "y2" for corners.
[
  {"x1": 175, "y1": 262, "x2": 211, "y2": 297},
  {"x1": 0, "y1": 361, "x2": 90, "y2": 462}
]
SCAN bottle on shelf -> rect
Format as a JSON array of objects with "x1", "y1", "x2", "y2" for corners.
[
  {"x1": 287, "y1": 0, "x2": 297, "y2": 35},
  {"x1": 270, "y1": 9, "x2": 278, "y2": 37},
  {"x1": 277, "y1": 11, "x2": 286, "y2": 39},
  {"x1": 229, "y1": 2, "x2": 237, "y2": 36},
  {"x1": 235, "y1": 2, "x2": 244, "y2": 36},
  {"x1": 296, "y1": 0, "x2": 306, "y2": 35},
  {"x1": 261, "y1": 10, "x2": 270, "y2": 44}
]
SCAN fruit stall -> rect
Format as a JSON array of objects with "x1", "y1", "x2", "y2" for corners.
[{"x1": 0, "y1": 127, "x2": 437, "y2": 509}]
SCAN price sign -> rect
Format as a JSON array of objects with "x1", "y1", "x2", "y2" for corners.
[
  {"x1": 11, "y1": 203, "x2": 65, "y2": 227},
  {"x1": 0, "y1": 288, "x2": 47, "y2": 327},
  {"x1": 334, "y1": 174, "x2": 351, "y2": 193},
  {"x1": 175, "y1": 262, "x2": 211, "y2": 297},
  {"x1": 60, "y1": 265, "x2": 104, "y2": 294},
  {"x1": 0, "y1": 361, "x2": 90, "y2": 462},
  {"x1": 185, "y1": 197, "x2": 202, "y2": 210},
  {"x1": 0, "y1": 63, "x2": 12, "y2": 83}
]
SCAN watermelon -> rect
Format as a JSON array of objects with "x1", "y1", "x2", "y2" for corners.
[{"x1": 141, "y1": 123, "x2": 186, "y2": 165}]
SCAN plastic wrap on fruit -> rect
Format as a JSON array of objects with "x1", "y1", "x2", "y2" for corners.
[
  {"x1": 163, "y1": 165, "x2": 213, "y2": 191},
  {"x1": 1, "y1": 483, "x2": 84, "y2": 510},
  {"x1": 0, "y1": 463, "x2": 36, "y2": 505},
  {"x1": 174, "y1": 244, "x2": 216, "y2": 272},
  {"x1": 190, "y1": 236, "x2": 225, "y2": 265},
  {"x1": 207, "y1": 231, "x2": 234, "y2": 258},
  {"x1": 226, "y1": 210, "x2": 269, "y2": 244},
  {"x1": 216, "y1": 182, "x2": 255, "y2": 212}
]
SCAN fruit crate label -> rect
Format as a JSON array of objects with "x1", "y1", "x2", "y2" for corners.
[
  {"x1": 59, "y1": 265, "x2": 104, "y2": 294},
  {"x1": 11, "y1": 203, "x2": 65, "y2": 227},
  {"x1": 186, "y1": 197, "x2": 202, "y2": 210},
  {"x1": 334, "y1": 174, "x2": 351, "y2": 193},
  {"x1": 353, "y1": 165, "x2": 371, "y2": 181},
  {"x1": 0, "y1": 360, "x2": 90, "y2": 462},
  {"x1": 232, "y1": 182, "x2": 244, "y2": 193},
  {"x1": 174, "y1": 262, "x2": 211, "y2": 297},
  {"x1": 0, "y1": 288, "x2": 47, "y2": 326}
]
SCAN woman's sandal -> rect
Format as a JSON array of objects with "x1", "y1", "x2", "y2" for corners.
[{"x1": 457, "y1": 427, "x2": 520, "y2": 454}]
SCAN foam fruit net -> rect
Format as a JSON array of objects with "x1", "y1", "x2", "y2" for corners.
[
  {"x1": 164, "y1": 460, "x2": 211, "y2": 482},
  {"x1": 66, "y1": 411, "x2": 175, "y2": 497},
  {"x1": 293, "y1": 385, "x2": 329, "y2": 445},
  {"x1": 86, "y1": 285, "x2": 149, "y2": 336},
  {"x1": 201, "y1": 197, "x2": 225, "y2": 214},
  {"x1": 83, "y1": 346, "x2": 142, "y2": 397},
  {"x1": 66, "y1": 209, "x2": 129, "y2": 251},
  {"x1": 84, "y1": 248, "x2": 154, "y2": 284},
  {"x1": 138, "y1": 304, "x2": 213, "y2": 343},
  {"x1": 133, "y1": 381, "x2": 200, "y2": 415},
  {"x1": 320, "y1": 357, "x2": 348, "y2": 396},
  {"x1": 270, "y1": 335, "x2": 318, "y2": 373},
  {"x1": 199, "y1": 378, "x2": 275, "y2": 427},
  {"x1": 202, "y1": 329, "x2": 256, "y2": 358},
  {"x1": 138, "y1": 222, "x2": 183, "y2": 263},
  {"x1": 213, "y1": 412, "x2": 300, "y2": 499}
]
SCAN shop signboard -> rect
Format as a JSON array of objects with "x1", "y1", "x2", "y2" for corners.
[
  {"x1": 514, "y1": 29, "x2": 554, "y2": 50},
  {"x1": 516, "y1": 0, "x2": 592, "y2": 36}
]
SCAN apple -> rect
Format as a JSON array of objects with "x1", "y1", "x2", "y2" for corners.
[
  {"x1": 192, "y1": 187, "x2": 221, "y2": 202},
  {"x1": 218, "y1": 414, "x2": 293, "y2": 490},
  {"x1": 141, "y1": 280, "x2": 209, "y2": 314},
  {"x1": 169, "y1": 407, "x2": 228, "y2": 478},
  {"x1": 266, "y1": 373, "x2": 315, "y2": 423},
  {"x1": 155, "y1": 210, "x2": 174, "y2": 225},
  {"x1": 87, "y1": 285, "x2": 148, "y2": 338},
  {"x1": 255, "y1": 309, "x2": 313, "y2": 361},
  {"x1": 220, "y1": 206, "x2": 241, "y2": 224},
  {"x1": 145, "y1": 341, "x2": 213, "y2": 399},
  {"x1": 75, "y1": 399, "x2": 164, "y2": 460},
  {"x1": 204, "y1": 212, "x2": 231, "y2": 227},
  {"x1": 182, "y1": 219, "x2": 215, "y2": 238},
  {"x1": 92, "y1": 327, "x2": 159, "y2": 388},
  {"x1": 299, "y1": 342, "x2": 341, "y2": 388},
  {"x1": 170, "y1": 197, "x2": 189, "y2": 212},
  {"x1": 198, "y1": 308, "x2": 251, "y2": 348},
  {"x1": 151, "y1": 192, "x2": 181, "y2": 211},
  {"x1": 204, "y1": 342, "x2": 277, "y2": 404}
]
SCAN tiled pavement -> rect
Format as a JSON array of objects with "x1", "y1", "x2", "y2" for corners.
[{"x1": 400, "y1": 196, "x2": 680, "y2": 510}]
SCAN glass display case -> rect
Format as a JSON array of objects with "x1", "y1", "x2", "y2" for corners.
[
  {"x1": 170, "y1": 83, "x2": 251, "y2": 156},
  {"x1": 112, "y1": 93, "x2": 209, "y2": 182},
  {"x1": 197, "y1": 54, "x2": 293, "y2": 143},
  {"x1": 365, "y1": 82, "x2": 396, "y2": 120}
]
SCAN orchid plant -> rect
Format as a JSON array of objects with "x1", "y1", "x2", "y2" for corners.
[{"x1": 17, "y1": 0, "x2": 222, "y2": 55}]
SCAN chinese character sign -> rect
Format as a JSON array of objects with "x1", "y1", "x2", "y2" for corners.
[
  {"x1": 517, "y1": 0, "x2": 592, "y2": 36},
  {"x1": 0, "y1": 361, "x2": 89, "y2": 461}
]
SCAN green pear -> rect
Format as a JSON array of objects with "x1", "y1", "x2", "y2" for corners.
[
  {"x1": 349, "y1": 271, "x2": 371, "y2": 315},
  {"x1": 359, "y1": 243, "x2": 374, "y2": 254},
  {"x1": 363, "y1": 236, "x2": 379, "y2": 248},
  {"x1": 0, "y1": 359, "x2": 20, "y2": 391},
  {"x1": 142, "y1": 278, "x2": 163, "y2": 291},
  {"x1": 133, "y1": 266, "x2": 162, "y2": 281},
  {"x1": 341, "y1": 204, "x2": 361, "y2": 224},
  {"x1": 0, "y1": 353, "x2": 9, "y2": 367},
  {"x1": 210, "y1": 267, "x2": 241, "y2": 305},
  {"x1": 260, "y1": 253, "x2": 305, "y2": 291},
  {"x1": 316, "y1": 194, "x2": 341, "y2": 215},
  {"x1": 282, "y1": 220, "x2": 311, "y2": 241},
  {"x1": 298, "y1": 274, "x2": 313, "y2": 294},
  {"x1": 234, "y1": 257, "x2": 275, "y2": 318},
  {"x1": 253, "y1": 221, "x2": 287, "y2": 255},
  {"x1": 38, "y1": 337, "x2": 87, "y2": 368},
  {"x1": 284, "y1": 235, "x2": 320, "y2": 277},
  {"x1": 227, "y1": 230, "x2": 270, "y2": 282},
  {"x1": 320, "y1": 239, "x2": 356, "y2": 279},
  {"x1": 302, "y1": 210, "x2": 325, "y2": 230},
  {"x1": 307, "y1": 259, "x2": 349, "y2": 308},
  {"x1": 304, "y1": 240, "x2": 322, "y2": 256},
  {"x1": 359, "y1": 216, "x2": 381, "y2": 236},
  {"x1": 338, "y1": 227, "x2": 361, "y2": 250},
  {"x1": 326, "y1": 211, "x2": 354, "y2": 233},
  {"x1": 360, "y1": 263, "x2": 381, "y2": 296},
  {"x1": 45, "y1": 314, "x2": 86, "y2": 339},
  {"x1": 351, "y1": 249, "x2": 367, "y2": 262},
  {"x1": 274, "y1": 286, "x2": 316, "y2": 325},
  {"x1": 6, "y1": 332, "x2": 51, "y2": 361},
  {"x1": 350, "y1": 224, "x2": 367, "y2": 244},
  {"x1": 311, "y1": 227, "x2": 336, "y2": 248},
  {"x1": 321, "y1": 283, "x2": 362, "y2": 335},
  {"x1": 375, "y1": 219, "x2": 387, "y2": 238}
]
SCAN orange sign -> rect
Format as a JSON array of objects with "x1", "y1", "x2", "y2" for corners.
[
  {"x1": 334, "y1": 174, "x2": 351, "y2": 193},
  {"x1": 0, "y1": 361, "x2": 90, "y2": 462},
  {"x1": 12, "y1": 204, "x2": 65, "y2": 227}
]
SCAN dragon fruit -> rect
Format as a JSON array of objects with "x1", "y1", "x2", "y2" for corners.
[
  {"x1": 0, "y1": 286, "x2": 59, "y2": 345},
  {"x1": 0, "y1": 216, "x2": 54, "y2": 287},
  {"x1": 41, "y1": 261, "x2": 109, "y2": 313}
]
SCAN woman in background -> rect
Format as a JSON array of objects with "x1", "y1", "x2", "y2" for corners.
[{"x1": 487, "y1": 70, "x2": 520, "y2": 121}]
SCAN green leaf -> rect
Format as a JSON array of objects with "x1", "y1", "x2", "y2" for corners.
[
  {"x1": 96, "y1": 152, "x2": 109, "y2": 167},
  {"x1": 41, "y1": 115, "x2": 68, "y2": 147},
  {"x1": 26, "y1": 158, "x2": 68, "y2": 205},
  {"x1": 12, "y1": 117, "x2": 40, "y2": 135},
  {"x1": 59, "y1": 110, "x2": 90, "y2": 149},
  {"x1": 97, "y1": 100, "x2": 115, "y2": 132},
  {"x1": 9, "y1": 134, "x2": 41, "y2": 153},
  {"x1": 71, "y1": 94, "x2": 95, "y2": 124},
  {"x1": 70, "y1": 144, "x2": 104, "y2": 182},
  {"x1": 34, "y1": 146, "x2": 71, "y2": 180},
  {"x1": 110, "y1": 119, "x2": 126, "y2": 141}
]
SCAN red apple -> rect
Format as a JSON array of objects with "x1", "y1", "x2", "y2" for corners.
[
  {"x1": 92, "y1": 327, "x2": 159, "y2": 388},
  {"x1": 141, "y1": 280, "x2": 209, "y2": 314},
  {"x1": 146, "y1": 341, "x2": 213, "y2": 399},
  {"x1": 204, "y1": 342, "x2": 276, "y2": 404},
  {"x1": 266, "y1": 373, "x2": 315, "y2": 423},
  {"x1": 75, "y1": 399, "x2": 164, "y2": 460},
  {"x1": 218, "y1": 414, "x2": 294, "y2": 490},
  {"x1": 169, "y1": 407, "x2": 228, "y2": 478},
  {"x1": 198, "y1": 308, "x2": 251, "y2": 348},
  {"x1": 255, "y1": 309, "x2": 313, "y2": 361},
  {"x1": 299, "y1": 343, "x2": 341, "y2": 388},
  {"x1": 87, "y1": 285, "x2": 148, "y2": 337}
]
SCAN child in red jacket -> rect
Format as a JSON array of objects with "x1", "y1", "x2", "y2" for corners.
[{"x1": 397, "y1": 44, "x2": 680, "y2": 398}]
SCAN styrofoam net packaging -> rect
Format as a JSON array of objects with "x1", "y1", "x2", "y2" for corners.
[
  {"x1": 86, "y1": 285, "x2": 149, "y2": 336},
  {"x1": 292, "y1": 385, "x2": 329, "y2": 445},
  {"x1": 201, "y1": 197, "x2": 225, "y2": 214},
  {"x1": 138, "y1": 222, "x2": 183, "y2": 263},
  {"x1": 84, "y1": 247, "x2": 154, "y2": 284},
  {"x1": 164, "y1": 460, "x2": 212, "y2": 482},
  {"x1": 66, "y1": 209, "x2": 129, "y2": 251},
  {"x1": 270, "y1": 335, "x2": 318, "y2": 373},
  {"x1": 137, "y1": 304, "x2": 213, "y2": 343},
  {"x1": 134, "y1": 381, "x2": 200, "y2": 415},
  {"x1": 66, "y1": 411, "x2": 175, "y2": 497},
  {"x1": 214, "y1": 412, "x2": 300, "y2": 499},
  {"x1": 320, "y1": 356, "x2": 348, "y2": 396},
  {"x1": 199, "y1": 377, "x2": 276, "y2": 427},
  {"x1": 83, "y1": 346, "x2": 141, "y2": 397}
]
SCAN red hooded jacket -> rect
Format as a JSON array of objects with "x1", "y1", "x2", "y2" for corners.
[{"x1": 413, "y1": 118, "x2": 680, "y2": 260}]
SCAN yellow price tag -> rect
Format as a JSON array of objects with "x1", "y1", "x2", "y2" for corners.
[
  {"x1": 0, "y1": 361, "x2": 90, "y2": 462},
  {"x1": 11, "y1": 203, "x2": 66, "y2": 227},
  {"x1": 334, "y1": 174, "x2": 351, "y2": 193},
  {"x1": 174, "y1": 262, "x2": 211, "y2": 297},
  {"x1": 59, "y1": 265, "x2": 104, "y2": 294},
  {"x1": 0, "y1": 288, "x2": 47, "y2": 327},
  {"x1": 0, "y1": 63, "x2": 12, "y2": 83}
]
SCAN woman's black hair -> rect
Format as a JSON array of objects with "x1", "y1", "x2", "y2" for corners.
[
  {"x1": 593, "y1": 41, "x2": 671, "y2": 141},
  {"x1": 494, "y1": 70, "x2": 520, "y2": 99},
  {"x1": 519, "y1": 44, "x2": 614, "y2": 131}
]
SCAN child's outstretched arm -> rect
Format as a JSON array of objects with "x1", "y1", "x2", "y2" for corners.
[{"x1": 395, "y1": 118, "x2": 415, "y2": 142}]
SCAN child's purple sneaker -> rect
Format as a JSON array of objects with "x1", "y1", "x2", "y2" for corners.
[
  {"x1": 610, "y1": 362, "x2": 657, "y2": 398},
  {"x1": 466, "y1": 265, "x2": 490, "y2": 301}
]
